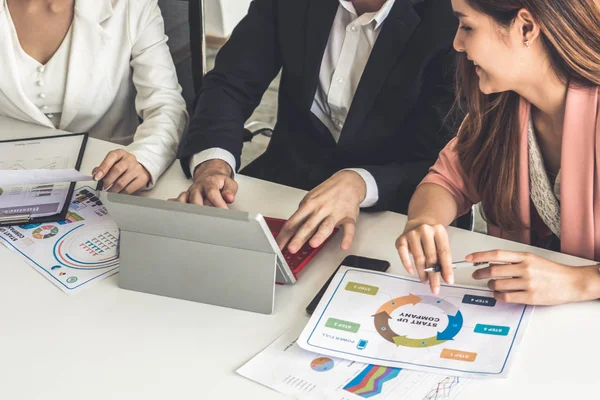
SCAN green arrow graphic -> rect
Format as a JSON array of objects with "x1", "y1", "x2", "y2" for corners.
[{"x1": 392, "y1": 335, "x2": 446, "y2": 348}]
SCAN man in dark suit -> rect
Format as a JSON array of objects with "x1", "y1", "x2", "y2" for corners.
[{"x1": 176, "y1": 0, "x2": 458, "y2": 253}]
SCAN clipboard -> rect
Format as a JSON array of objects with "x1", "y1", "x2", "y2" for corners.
[{"x1": 0, "y1": 132, "x2": 88, "y2": 226}]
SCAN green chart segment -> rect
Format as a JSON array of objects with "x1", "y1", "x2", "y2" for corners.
[{"x1": 372, "y1": 294, "x2": 464, "y2": 348}]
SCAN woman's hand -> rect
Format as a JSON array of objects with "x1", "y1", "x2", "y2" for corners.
[
  {"x1": 469, "y1": 250, "x2": 595, "y2": 305},
  {"x1": 93, "y1": 149, "x2": 151, "y2": 194},
  {"x1": 395, "y1": 219, "x2": 454, "y2": 295}
]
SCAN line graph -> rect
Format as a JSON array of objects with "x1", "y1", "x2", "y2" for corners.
[
  {"x1": 0, "y1": 156, "x2": 70, "y2": 171},
  {"x1": 423, "y1": 376, "x2": 461, "y2": 400}
]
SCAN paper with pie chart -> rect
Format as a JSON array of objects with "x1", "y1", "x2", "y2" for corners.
[
  {"x1": 298, "y1": 267, "x2": 533, "y2": 378},
  {"x1": 237, "y1": 320, "x2": 471, "y2": 400},
  {"x1": 0, "y1": 186, "x2": 119, "y2": 293}
]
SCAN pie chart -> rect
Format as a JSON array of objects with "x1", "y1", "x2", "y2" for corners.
[
  {"x1": 310, "y1": 357, "x2": 334, "y2": 372},
  {"x1": 32, "y1": 225, "x2": 59, "y2": 239}
]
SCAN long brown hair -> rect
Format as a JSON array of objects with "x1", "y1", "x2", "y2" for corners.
[{"x1": 454, "y1": 0, "x2": 600, "y2": 231}]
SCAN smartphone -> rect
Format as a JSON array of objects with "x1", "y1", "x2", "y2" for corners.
[{"x1": 305, "y1": 255, "x2": 390, "y2": 315}]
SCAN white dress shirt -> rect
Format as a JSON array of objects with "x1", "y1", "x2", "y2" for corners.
[{"x1": 191, "y1": 0, "x2": 396, "y2": 207}]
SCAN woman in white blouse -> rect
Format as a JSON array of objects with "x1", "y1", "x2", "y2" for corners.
[{"x1": 0, "y1": 0, "x2": 188, "y2": 193}]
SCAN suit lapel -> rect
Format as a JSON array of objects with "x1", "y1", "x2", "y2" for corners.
[
  {"x1": 338, "y1": 0, "x2": 421, "y2": 145},
  {"x1": 59, "y1": 0, "x2": 112, "y2": 130},
  {"x1": 301, "y1": 0, "x2": 340, "y2": 109},
  {"x1": 0, "y1": 2, "x2": 54, "y2": 127}
]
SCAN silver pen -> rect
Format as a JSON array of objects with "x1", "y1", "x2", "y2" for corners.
[{"x1": 423, "y1": 260, "x2": 491, "y2": 273}]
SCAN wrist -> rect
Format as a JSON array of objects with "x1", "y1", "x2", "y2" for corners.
[
  {"x1": 576, "y1": 265, "x2": 600, "y2": 301},
  {"x1": 404, "y1": 216, "x2": 440, "y2": 233},
  {"x1": 338, "y1": 170, "x2": 367, "y2": 204},
  {"x1": 193, "y1": 159, "x2": 232, "y2": 182}
]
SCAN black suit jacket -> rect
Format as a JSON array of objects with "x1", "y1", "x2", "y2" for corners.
[{"x1": 178, "y1": 0, "x2": 459, "y2": 213}]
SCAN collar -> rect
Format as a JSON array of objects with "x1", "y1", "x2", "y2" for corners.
[
  {"x1": 74, "y1": 0, "x2": 113, "y2": 24},
  {"x1": 339, "y1": 0, "x2": 396, "y2": 30}
]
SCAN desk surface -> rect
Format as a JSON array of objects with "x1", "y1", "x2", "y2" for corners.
[{"x1": 1, "y1": 117, "x2": 599, "y2": 399}]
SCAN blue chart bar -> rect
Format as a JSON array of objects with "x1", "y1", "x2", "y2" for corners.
[{"x1": 462, "y1": 294, "x2": 496, "y2": 307}]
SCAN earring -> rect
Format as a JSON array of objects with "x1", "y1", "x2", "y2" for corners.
[{"x1": 524, "y1": 40, "x2": 530, "y2": 48}]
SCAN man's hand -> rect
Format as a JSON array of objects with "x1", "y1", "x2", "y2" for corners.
[
  {"x1": 174, "y1": 159, "x2": 237, "y2": 209},
  {"x1": 276, "y1": 170, "x2": 366, "y2": 253},
  {"x1": 93, "y1": 149, "x2": 151, "y2": 194}
]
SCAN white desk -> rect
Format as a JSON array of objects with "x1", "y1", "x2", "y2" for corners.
[{"x1": 1, "y1": 117, "x2": 599, "y2": 399}]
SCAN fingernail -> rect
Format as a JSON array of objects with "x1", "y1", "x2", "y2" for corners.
[
  {"x1": 433, "y1": 287, "x2": 440, "y2": 295},
  {"x1": 94, "y1": 171, "x2": 104, "y2": 180},
  {"x1": 448, "y1": 275, "x2": 455, "y2": 285}
]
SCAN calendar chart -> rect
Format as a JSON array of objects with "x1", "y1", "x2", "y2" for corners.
[{"x1": 54, "y1": 222, "x2": 119, "y2": 270}]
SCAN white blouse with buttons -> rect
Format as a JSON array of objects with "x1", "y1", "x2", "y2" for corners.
[{"x1": 6, "y1": 6, "x2": 72, "y2": 129}]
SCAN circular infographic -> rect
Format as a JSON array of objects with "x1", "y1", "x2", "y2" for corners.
[
  {"x1": 310, "y1": 357, "x2": 335, "y2": 372},
  {"x1": 373, "y1": 294, "x2": 463, "y2": 348},
  {"x1": 32, "y1": 225, "x2": 59, "y2": 239},
  {"x1": 53, "y1": 221, "x2": 119, "y2": 270}
]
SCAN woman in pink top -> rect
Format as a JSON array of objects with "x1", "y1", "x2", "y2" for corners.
[{"x1": 396, "y1": 0, "x2": 600, "y2": 305}]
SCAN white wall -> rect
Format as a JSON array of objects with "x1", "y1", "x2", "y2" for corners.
[{"x1": 205, "y1": 0, "x2": 252, "y2": 38}]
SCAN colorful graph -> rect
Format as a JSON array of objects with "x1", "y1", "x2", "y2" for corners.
[
  {"x1": 32, "y1": 225, "x2": 59, "y2": 239},
  {"x1": 65, "y1": 211, "x2": 84, "y2": 222},
  {"x1": 30, "y1": 184, "x2": 54, "y2": 198},
  {"x1": 423, "y1": 377, "x2": 461, "y2": 400},
  {"x1": 52, "y1": 221, "x2": 119, "y2": 269},
  {"x1": 343, "y1": 365, "x2": 401, "y2": 398},
  {"x1": 310, "y1": 357, "x2": 335, "y2": 372}
]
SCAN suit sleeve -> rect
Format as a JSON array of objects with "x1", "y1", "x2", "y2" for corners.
[
  {"x1": 177, "y1": 0, "x2": 283, "y2": 177},
  {"x1": 360, "y1": 49, "x2": 460, "y2": 213},
  {"x1": 126, "y1": 0, "x2": 189, "y2": 187}
]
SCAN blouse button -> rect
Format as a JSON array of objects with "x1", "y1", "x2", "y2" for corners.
[
  {"x1": 41, "y1": 105, "x2": 49, "y2": 111},
  {"x1": 36, "y1": 80, "x2": 44, "y2": 87},
  {"x1": 38, "y1": 93, "x2": 46, "y2": 99},
  {"x1": 37, "y1": 66, "x2": 46, "y2": 73}
]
